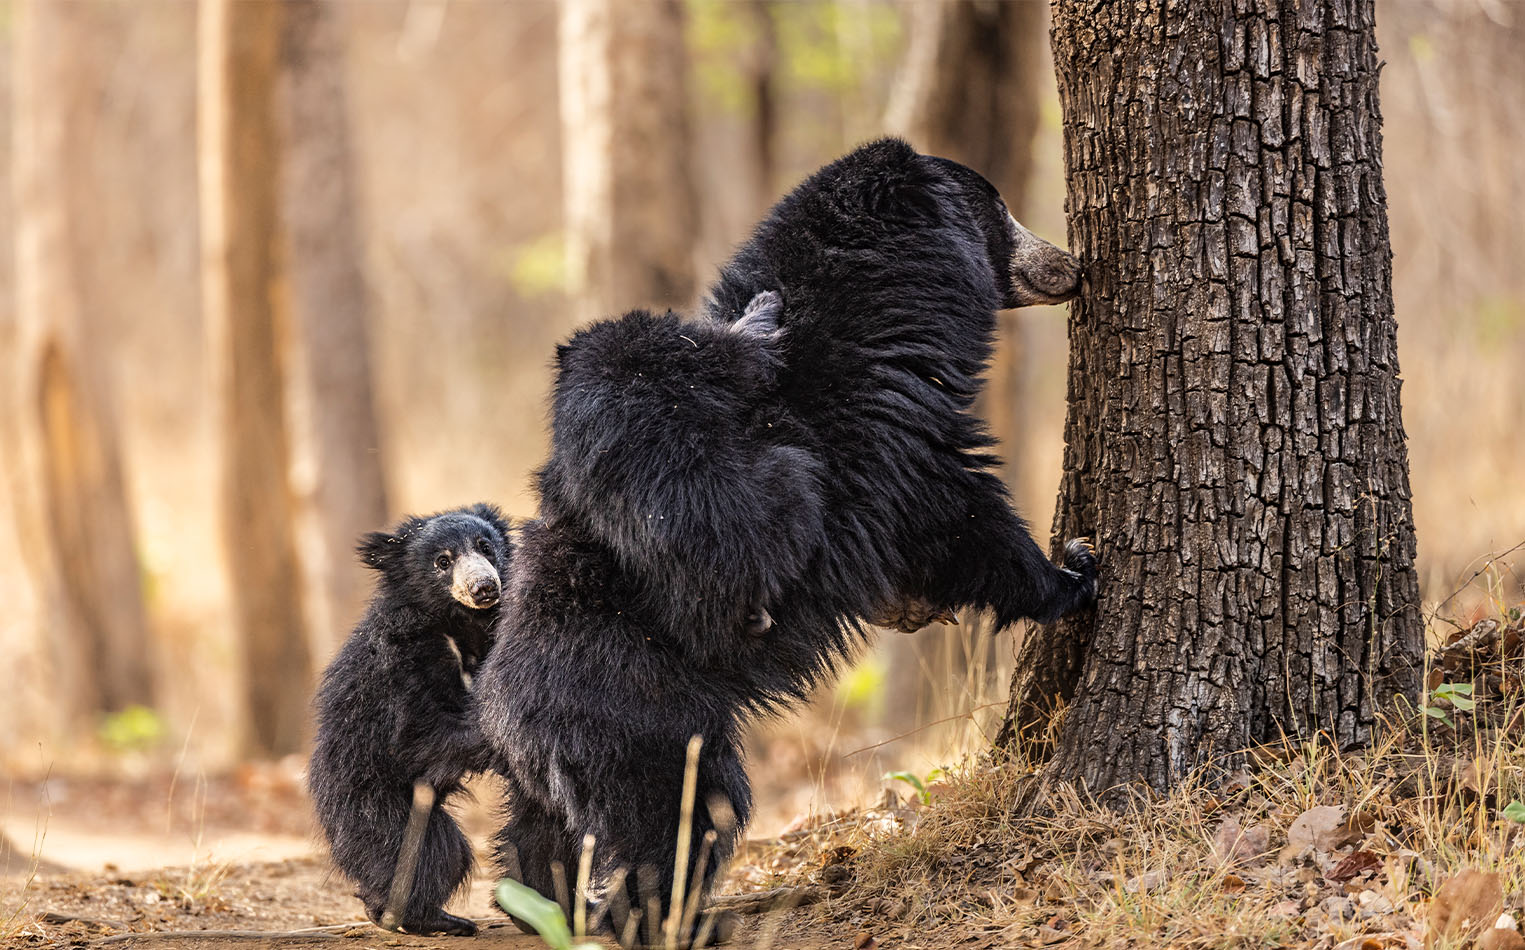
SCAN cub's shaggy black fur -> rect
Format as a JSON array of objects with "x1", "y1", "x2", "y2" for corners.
[
  {"x1": 475, "y1": 139, "x2": 1098, "y2": 946},
  {"x1": 309, "y1": 505, "x2": 510, "y2": 937}
]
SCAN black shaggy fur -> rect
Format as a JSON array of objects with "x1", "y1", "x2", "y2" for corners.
[
  {"x1": 475, "y1": 139, "x2": 1098, "y2": 946},
  {"x1": 309, "y1": 504, "x2": 511, "y2": 937}
]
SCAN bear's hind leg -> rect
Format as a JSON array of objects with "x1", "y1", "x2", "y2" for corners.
[
  {"x1": 600, "y1": 744, "x2": 751, "y2": 948},
  {"x1": 495, "y1": 779, "x2": 582, "y2": 933}
]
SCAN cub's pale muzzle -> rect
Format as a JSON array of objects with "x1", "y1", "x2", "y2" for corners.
[{"x1": 450, "y1": 552, "x2": 500, "y2": 609}]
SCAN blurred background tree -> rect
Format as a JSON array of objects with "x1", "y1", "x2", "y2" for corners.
[
  {"x1": 0, "y1": 0, "x2": 1519, "y2": 828},
  {"x1": 8, "y1": 0, "x2": 156, "y2": 732}
]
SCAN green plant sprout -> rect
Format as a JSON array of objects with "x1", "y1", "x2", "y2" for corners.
[
  {"x1": 884, "y1": 767, "x2": 945, "y2": 806},
  {"x1": 98, "y1": 705, "x2": 166, "y2": 753},
  {"x1": 1422, "y1": 682, "x2": 1475, "y2": 729},
  {"x1": 494, "y1": 878, "x2": 600, "y2": 950}
]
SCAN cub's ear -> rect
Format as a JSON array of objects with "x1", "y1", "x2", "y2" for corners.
[
  {"x1": 466, "y1": 502, "x2": 511, "y2": 546},
  {"x1": 356, "y1": 531, "x2": 402, "y2": 570}
]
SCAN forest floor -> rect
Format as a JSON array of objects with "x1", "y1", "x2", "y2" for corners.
[{"x1": 4, "y1": 608, "x2": 1524, "y2": 950}]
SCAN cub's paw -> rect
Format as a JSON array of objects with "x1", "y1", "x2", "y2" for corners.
[
  {"x1": 387, "y1": 910, "x2": 478, "y2": 937},
  {"x1": 1062, "y1": 537, "x2": 1099, "y2": 604}
]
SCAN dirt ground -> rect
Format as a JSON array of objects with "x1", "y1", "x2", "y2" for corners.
[
  {"x1": 0, "y1": 766, "x2": 845, "y2": 950},
  {"x1": 2, "y1": 851, "x2": 837, "y2": 950}
]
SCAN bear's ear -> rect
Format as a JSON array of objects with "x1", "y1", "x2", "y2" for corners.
[
  {"x1": 356, "y1": 531, "x2": 402, "y2": 571},
  {"x1": 466, "y1": 502, "x2": 511, "y2": 546}
]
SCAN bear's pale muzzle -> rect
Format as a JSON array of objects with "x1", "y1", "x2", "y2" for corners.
[
  {"x1": 1006, "y1": 216, "x2": 1081, "y2": 308},
  {"x1": 450, "y1": 553, "x2": 500, "y2": 609}
]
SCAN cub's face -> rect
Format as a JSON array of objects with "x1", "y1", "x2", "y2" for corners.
[
  {"x1": 926, "y1": 155, "x2": 1082, "y2": 309},
  {"x1": 358, "y1": 507, "x2": 509, "y2": 616}
]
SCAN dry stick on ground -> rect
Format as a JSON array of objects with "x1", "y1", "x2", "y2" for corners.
[
  {"x1": 678, "y1": 830, "x2": 717, "y2": 939},
  {"x1": 574, "y1": 832, "x2": 595, "y2": 937},
  {"x1": 92, "y1": 919, "x2": 534, "y2": 947},
  {"x1": 709, "y1": 886, "x2": 824, "y2": 915},
  {"x1": 379, "y1": 782, "x2": 435, "y2": 932},
  {"x1": 38, "y1": 912, "x2": 129, "y2": 930},
  {"x1": 664, "y1": 734, "x2": 703, "y2": 949},
  {"x1": 94, "y1": 933, "x2": 343, "y2": 946}
]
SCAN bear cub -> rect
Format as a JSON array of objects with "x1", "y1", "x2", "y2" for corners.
[{"x1": 309, "y1": 504, "x2": 511, "y2": 937}]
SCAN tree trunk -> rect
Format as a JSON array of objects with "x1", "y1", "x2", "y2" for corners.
[
  {"x1": 882, "y1": 0, "x2": 1048, "y2": 728},
  {"x1": 10, "y1": 0, "x2": 154, "y2": 725},
  {"x1": 558, "y1": 0, "x2": 697, "y2": 324},
  {"x1": 745, "y1": 0, "x2": 778, "y2": 216},
  {"x1": 999, "y1": 0, "x2": 1424, "y2": 794},
  {"x1": 278, "y1": 0, "x2": 390, "y2": 656},
  {"x1": 198, "y1": 0, "x2": 312, "y2": 758}
]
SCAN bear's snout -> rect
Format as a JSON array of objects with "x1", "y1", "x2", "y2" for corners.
[
  {"x1": 1005, "y1": 216, "x2": 1081, "y2": 308},
  {"x1": 450, "y1": 553, "x2": 501, "y2": 609}
]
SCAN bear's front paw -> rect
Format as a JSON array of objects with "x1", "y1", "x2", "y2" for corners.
[
  {"x1": 867, "y1": 596, "x2": 959, "y2": 634},
  {"x1": 1062, "y1": 537, "x2": 1099, "y2": 604}
]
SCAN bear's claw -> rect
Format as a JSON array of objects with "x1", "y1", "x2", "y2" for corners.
[{"x1": 1061, "y1": 537, "x2": 1099, "y2": 605}]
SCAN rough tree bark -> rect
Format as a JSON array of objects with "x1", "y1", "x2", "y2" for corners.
[
  {"x1": 198, "y1": 0, "x2": 312, "y2": 758},
  {"x1": 10, "y1": 0, "x2": 155, "y2": 724},
  {"x1": 558, "y1": 0, "x2": 697, "y2": 324},
  {"x1": 278, "y1": 0, "x2": 390, "y2": 655},
  {"x1": 998, "y1": 0, "x2": 1424, "y2": 794}
]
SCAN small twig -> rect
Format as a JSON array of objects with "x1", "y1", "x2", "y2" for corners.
[
  {"x1": 842, "y1": 702, "x2": 1006, "y2": 758},
  {"x1": 38, "y1": 911, "x2": 129, "y2": 930},
  {"x1": 709, "y1": 885, "x2": 824, "y2": 915},
  {"x1": 665, "y1": 735, "x2": 703, "y2": 949},
  {"x1": 94, "y1": 931, "x2": 343, "y2": 946},
  {"x1": 1431, "y1": 538, "x2": 1525, "y2": 617}
]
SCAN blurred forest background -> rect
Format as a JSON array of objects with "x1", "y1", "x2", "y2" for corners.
[{"x1": 0, "y1": 0, "x2": 1522, "y2": 838}]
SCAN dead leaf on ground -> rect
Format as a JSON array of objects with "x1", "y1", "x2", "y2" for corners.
[
  {"x1": 1328, "y1": 850, "x2": 1382, "y2": 883},
  {"x1": 1479, "y1": 929, "x2": 1525, "y2": 950},
  {"x1": 1426, "y1": 868, "x2": 1504, "y2": 950},
  {"x1": 1212, "y1": 816, "x2": 1271, "y2": 867},
  {"x1": 1123, "y1": 869, "x2": 1168, "y2": 894},
  {"x1": 1332, "y1": 935, "x2": 1414, "y2": 950},
  {"x1": 853, "y1": 931, "x2": 878, "y2": 950},
  {"x1": 1282, "y1": 804, "x2": 1368, "y2": 863}
]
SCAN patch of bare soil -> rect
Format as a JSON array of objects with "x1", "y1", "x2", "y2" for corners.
[{"x1": 1, "y1": 856, "x2": 844, "y2": 950}]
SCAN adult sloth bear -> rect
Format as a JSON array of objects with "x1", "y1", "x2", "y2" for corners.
[{"x1": 477, "y1": 139, "x2": 1097, "y2": 946}]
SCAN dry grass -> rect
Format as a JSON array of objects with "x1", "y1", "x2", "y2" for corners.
[
  {"x1": 740, "y1": 604, "x2": 1525, "y2": 950},
  {"x1": 1, "y1": 826, "x2": 46, "y2": 943}
]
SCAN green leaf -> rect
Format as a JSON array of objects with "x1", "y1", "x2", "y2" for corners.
[
  {"x1": 1502, "y1": 801, "x2": 1525, "y2": 824},
  {"x1": 1423, "y1": 706, "x2": 1455, "y2": 728},
  {"x1": 884, "y1": 771, "x2": 926, "y2": 796},
  {"x1": 494, "y1": 878, "x2": 600, "y2": 950},
  {"x1": 99, "y1": 705, "x2": 166, "y2": 752},
  {"x1": 1433, "y1": 682, "x2": 1475, "y2": 703}
]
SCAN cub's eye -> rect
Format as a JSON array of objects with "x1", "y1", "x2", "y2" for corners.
[
  {"x1": 476, "y1": 537, "x2": 493, "y2": 556},
  {"x1": 434, "y1": 552, "x2": 453, "y2": 572}
]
